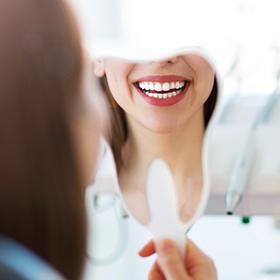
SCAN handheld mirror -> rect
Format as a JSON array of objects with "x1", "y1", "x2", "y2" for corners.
[{"x1": 93, "y1": 49, "x2": 220, "y2": 253}]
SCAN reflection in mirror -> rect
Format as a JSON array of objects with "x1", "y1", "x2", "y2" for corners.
[
  {"x1": 94, "y1": 52, "x2": 218, "y2": 226},
  {"x1": 208, "y1": 48, "x2": 280, "y2": 216}
]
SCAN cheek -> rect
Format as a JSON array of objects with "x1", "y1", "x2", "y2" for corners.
[
  {"x1": 74, "y1": 114, "x2": 101, "y2": 185},
  {"x1": 193, "y1": 70, "x2": 215, "y2": 105},
  {"x1": 184, "y1": 55, "x2": 215, "y2": 104},
  {"x1": 85, "y1": 119, "x2": 100, "y2": 164},
  {"x1": 107, "y1": 75, "x2": 128, "y2": 101},
  {"x1": 105, "y1": 64, "x2": 134, "y2": 109}
]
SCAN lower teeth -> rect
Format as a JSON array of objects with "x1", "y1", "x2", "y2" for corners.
[{"x1": 144, "y1": 90, "x2": 182, "y2": 99}]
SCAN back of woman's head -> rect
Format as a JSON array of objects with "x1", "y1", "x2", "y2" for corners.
[{"x1": 0, "y1": 0, "x2": 86, "y2": 279}]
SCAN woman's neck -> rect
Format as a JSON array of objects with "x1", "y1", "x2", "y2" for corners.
[
  {"x1": 120, "y1": 109, "x2": 205, "y2": 190},
  {"x1": 119, "y1": 109, "x2": 205, "y2": 223}
]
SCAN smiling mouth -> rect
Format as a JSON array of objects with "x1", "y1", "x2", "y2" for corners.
[{"x1": 135, "y1": 80, "x2": 190, "y2": 99}]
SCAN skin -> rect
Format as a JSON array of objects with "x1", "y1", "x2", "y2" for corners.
[
  {"x1": 73, "y1": 55, "x2": 106, "y2": 185},
  {"x1": 94, "y1": 55, "x2": 215, "y2": 224},
  {"x1": 139, "y1": 239, "x2": 217, "y2": 280}
]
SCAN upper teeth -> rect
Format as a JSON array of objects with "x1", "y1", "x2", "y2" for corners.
[{"x1": 138, "y1": 81, "x2": 185, "y2": 92}]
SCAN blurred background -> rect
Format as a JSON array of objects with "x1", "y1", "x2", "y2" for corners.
[{"x1": 69, "y1": 0, "x2": 280, "y2": 279}]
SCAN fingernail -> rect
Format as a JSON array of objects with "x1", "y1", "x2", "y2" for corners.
[{"x1": 138, "y1": 249, "x2": 144, "y2": 257}]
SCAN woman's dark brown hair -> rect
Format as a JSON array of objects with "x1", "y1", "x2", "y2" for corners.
[
  {"x1": 100, "y1": 76, "x2": 218, "y2": 171},
  {"x1": 0, "y1": 0, "x2": 86, "y2": 279}
]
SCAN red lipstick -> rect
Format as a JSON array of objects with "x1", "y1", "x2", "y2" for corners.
[{"x1": 134, "y1": 75, "x2": 191, "y2": 107}]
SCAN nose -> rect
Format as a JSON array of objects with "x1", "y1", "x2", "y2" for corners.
[{"x1": 154, "y1": 56, "x2": 179, "y2": 67}]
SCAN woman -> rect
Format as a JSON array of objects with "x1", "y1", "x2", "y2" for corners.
[
  {"x1": 87, "y1": 54, "x2": 218, "y2": 278},
  {"x1": 94, "y1": 55, "x2": 217, "y2": 223},
  {"x1": 0, "y1": 0, "x2": 217, "y2": 279},
  {"x1": 0, "y1": 0, "x2": 102, "y2": 279}
]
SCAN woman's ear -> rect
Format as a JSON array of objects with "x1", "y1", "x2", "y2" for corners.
[{"x1": 93, "y1": 59, "x2": 105, "y2": 77}]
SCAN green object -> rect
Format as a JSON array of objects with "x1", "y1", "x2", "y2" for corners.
[{"x1": 241, "y1": 216, "x2": 250, "y2": 224}]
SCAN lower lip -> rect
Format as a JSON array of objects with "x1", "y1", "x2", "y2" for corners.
[{"x1": 135, "y1": 83, "x2": 190, "y2": 107}]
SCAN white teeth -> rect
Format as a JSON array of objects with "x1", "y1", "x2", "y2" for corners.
[
  {"x1": 150, "y1": 93, "x2": 159, "y2": 98},
  {"x1": 154, "y1": 83, "x2": 162, "y2": 91},
  {"x1": 149, "y1": 82, "x2": 154, "y2": 90},
  {"x1": 138, "y1": 80, "x2": 187, "y2": 91},
  {"x1": 142, "y1": 89, "x2": 182, "y2": 99},
  {"x1": 162, "y1": 82, "x2": 170, "y2": 91}
]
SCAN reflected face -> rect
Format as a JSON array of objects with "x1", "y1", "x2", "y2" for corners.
[
  {"x1": 74, "y1": 94, "x2": 101, "y2": 185},
  {"x1": 95, "y1": 55, "x2": 215, "y2": 133},
  {"x1": 93, "y1": 53, "x2": 217, "y2": 225},
  {"x1": 73, "y1": 57, "x2": 107, "y2": 185}
]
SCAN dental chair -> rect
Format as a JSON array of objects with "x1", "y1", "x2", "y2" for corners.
[{"x1": 0, "y1": 235, "x2": 64, "y2": 280}]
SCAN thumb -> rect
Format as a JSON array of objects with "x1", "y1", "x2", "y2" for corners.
[{"x1": 156, "y1": 239, "x2": 190, "y2": 280}]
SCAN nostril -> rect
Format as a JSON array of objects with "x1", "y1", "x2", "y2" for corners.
[
  {"x1": 168, "y1": 56, "x2": 179, "y2": 63},
  {"x1": 155, "y1": 57, "x2": 178, "y2": 66}
]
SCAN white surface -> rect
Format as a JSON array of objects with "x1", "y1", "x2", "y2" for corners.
[
  {"x1": 207, "y1": 94, "x2": 280, "y2": 215},
  {"x1": 190, "y1": 216, "x2": 280, "y2": 280},
  {"x1": 85, "y1": 201, "x2": 280, "y2": 280}
]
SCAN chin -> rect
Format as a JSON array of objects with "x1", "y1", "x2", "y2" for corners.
[{"x1": 141, "y1": 119, "x2": 179, "y2": 134}]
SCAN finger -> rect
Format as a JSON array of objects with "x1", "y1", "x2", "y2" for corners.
[
  {"x1": 138, "y1": 240, "x2": 155, "y2": 257},
  {"x1": 148, "y1": 261, "x2": 165, "y2": 280},
  {"x1": 185, "y1": 239, "x2": 212, "y2": 266},
  {"x1": 185, "y1": 240, "x2": 217, "y2": 279},
  {"x1": 156, "y1": 239, "x2": 190, "y2": 280}
]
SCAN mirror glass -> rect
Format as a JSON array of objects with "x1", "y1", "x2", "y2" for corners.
[{"x1": 93, "y1": 51, "x2": 219, "y2": 225}]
